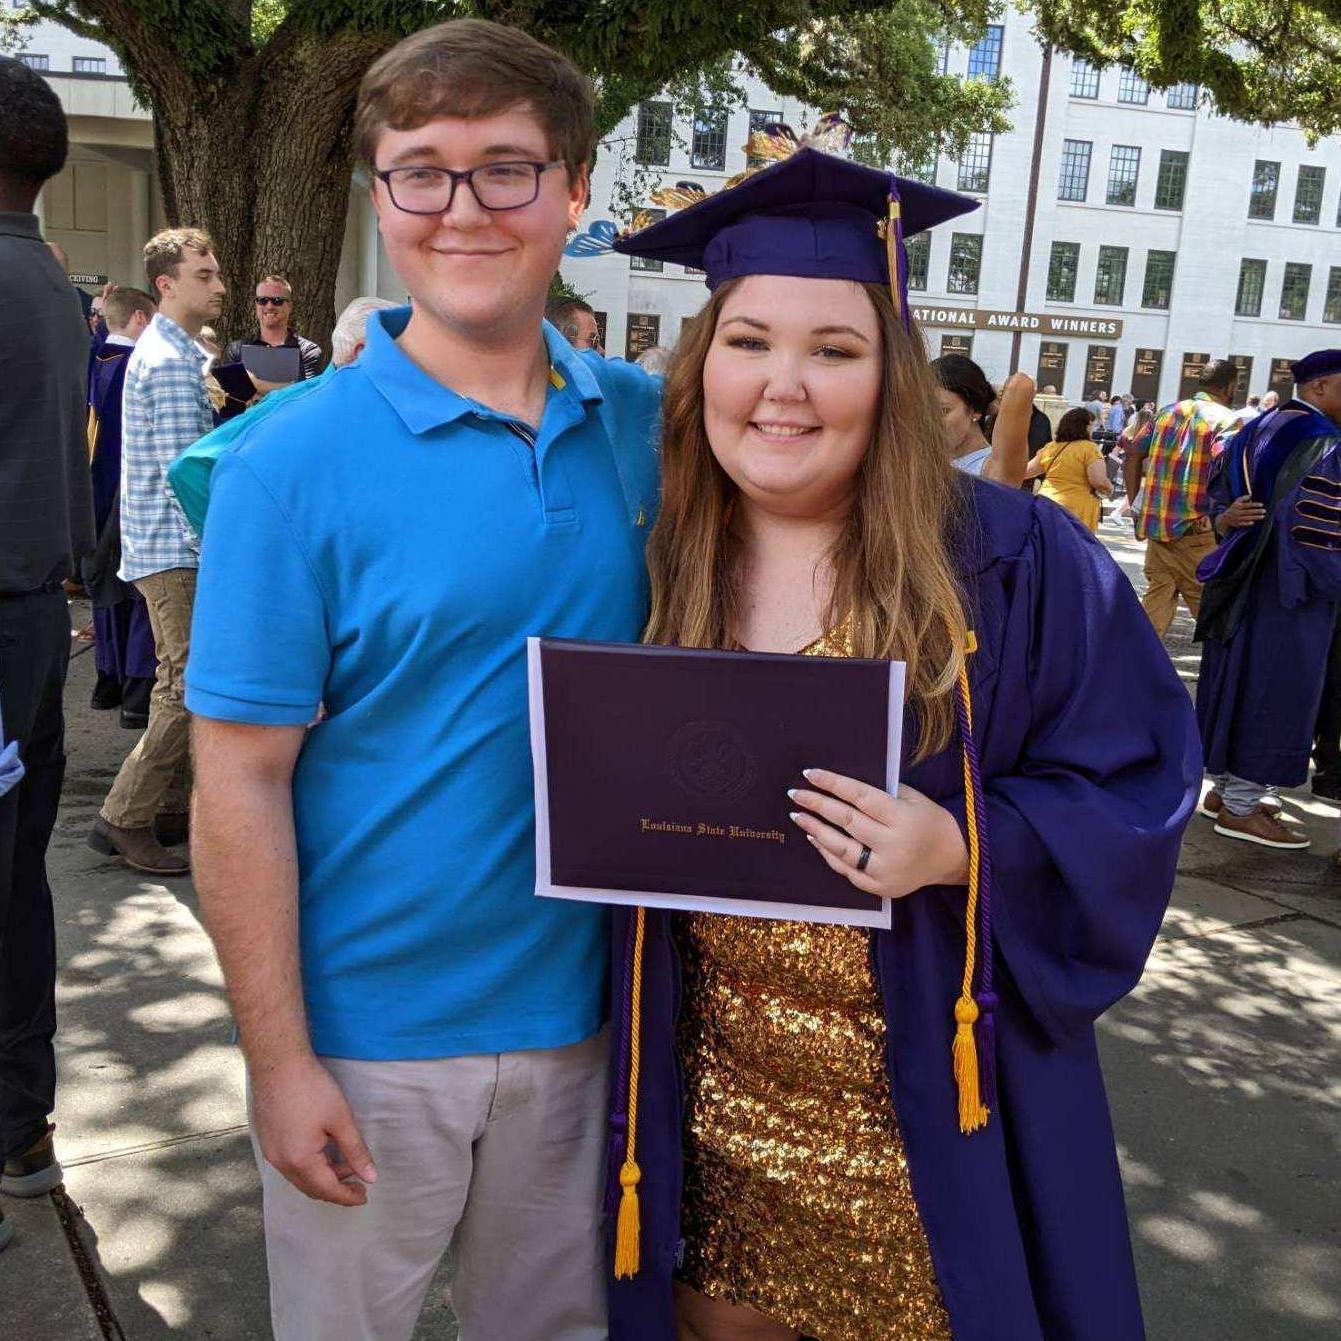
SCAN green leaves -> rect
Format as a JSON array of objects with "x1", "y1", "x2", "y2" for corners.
[{"x1": 1035, "y1": 0, "x2": 1341, "y2": 141}]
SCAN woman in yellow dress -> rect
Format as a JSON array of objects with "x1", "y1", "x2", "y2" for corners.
[{"x1": 1024, "y1": 407, "x2": 1113, "y2": 531}]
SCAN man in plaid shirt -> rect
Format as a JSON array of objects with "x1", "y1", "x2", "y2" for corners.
[
  {"x1": 89, "y1": 229, "x2": 223, "y2": 875},
  {"x1": 1124, "y1": 359, "x2": 1239, "y2": 636}
]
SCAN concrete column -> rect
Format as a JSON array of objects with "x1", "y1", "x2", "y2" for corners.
[{"x1": 128, "y1": 167, "x2": 149, "y2": 283}]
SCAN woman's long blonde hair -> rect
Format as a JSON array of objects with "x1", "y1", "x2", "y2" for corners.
[{"x1": 644, "y1": 279, "x2": 970, "y2": 758}]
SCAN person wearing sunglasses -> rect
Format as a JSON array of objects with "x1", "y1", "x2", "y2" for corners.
[{"x1": 221, "y1": 273, "x2": 324, "y2": 383}]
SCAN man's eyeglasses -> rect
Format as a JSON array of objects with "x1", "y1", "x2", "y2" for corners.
[
  {"x1": 374, "y1": 161, "x2": 564, "y2": 215},
  {"x1": 255, "y1": 296, "x2": 290, "y2": 306}
]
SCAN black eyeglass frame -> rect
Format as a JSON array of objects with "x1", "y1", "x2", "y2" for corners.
[
  {"x1": 255, "y1": 295, "x2": 290, "y2": 306},
  {"x1": 373, "y1": 160, "x2": 566, "y2": 215}
]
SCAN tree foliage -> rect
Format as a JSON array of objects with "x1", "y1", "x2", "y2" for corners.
[{"x1": 1033, "y1": 0, "x2": 1341, "y2": 141}]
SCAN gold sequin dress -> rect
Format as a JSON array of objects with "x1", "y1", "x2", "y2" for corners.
[{"x1": 674, "y1": 628, "x2": 952, "y2": 1341}]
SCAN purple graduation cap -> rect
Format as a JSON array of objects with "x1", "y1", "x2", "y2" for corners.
[{"x1": 612, "y1": 144, "x2": 979, "y2": 324}]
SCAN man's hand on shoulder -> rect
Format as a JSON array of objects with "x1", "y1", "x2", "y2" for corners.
[{"x1": 251, "y1": 1052, "x2": 378, "y2": 1207}]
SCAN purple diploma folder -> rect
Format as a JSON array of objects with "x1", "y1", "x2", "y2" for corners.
[{"x1": 527, "y1": 637, "x2": 904, "y2": 928}]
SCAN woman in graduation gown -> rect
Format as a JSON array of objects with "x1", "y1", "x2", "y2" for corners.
[{"x1": 603, "y1": 139, "x2": 1200, "y2": 1341}]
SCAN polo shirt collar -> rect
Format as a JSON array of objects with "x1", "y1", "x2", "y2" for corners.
[
  {"x1": 360, "y1": 306, "x2": 604, "y2": 436},
  {"x1": 0, "y1": 211, "x2": 41, "y2": 242}
]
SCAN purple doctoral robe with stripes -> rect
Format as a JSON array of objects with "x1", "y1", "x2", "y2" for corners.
[
  {"x1": 604, "y1": 479, "x2": 1200, "y2": 1341},
  {"x1": 1195, "y1": 401, "x2": 1341, "y2": 784}
]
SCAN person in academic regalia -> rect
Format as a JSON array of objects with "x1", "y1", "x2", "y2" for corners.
[
  {"x1": 85, "y1": 286, "x2": 158, "y2": 727},
  {"x1": 1193, "y1": 349, "x2": 1341, "y2": 849},
  {"x1": 606, "y1": 134, "x2": 1199, "y2": 1341}
]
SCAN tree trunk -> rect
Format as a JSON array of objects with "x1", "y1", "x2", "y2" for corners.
[{"x1": 151, "y1": 30, "x2": 382, "y2": 356}]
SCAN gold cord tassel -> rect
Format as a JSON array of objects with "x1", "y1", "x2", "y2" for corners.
[
  {"x1": 954, "y1": 654, "x2": 990, "y2": 1133},
  {"x1": 613, "y1": 908, "x2": 647, "y2": 1278}
]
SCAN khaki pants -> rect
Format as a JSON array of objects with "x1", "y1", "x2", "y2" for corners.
[
  {"x1": 254, "y1": 1030, "x2": 609, "y2": 1341},
  {"x1": 1142, "y1": 531, "x2": 1215, "y2": 638},
  {"x1": 100, "y1": 567, "x2": 195, "y2": 829}
]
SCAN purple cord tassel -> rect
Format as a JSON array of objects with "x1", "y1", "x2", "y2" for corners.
[{"x1": 975, "y1": 992, "x2": 999, "y2": 1110}]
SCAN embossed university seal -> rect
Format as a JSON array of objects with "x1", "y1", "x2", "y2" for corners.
[{"x1": 665, "y1": 719, "x2": 759, "y2": 802}]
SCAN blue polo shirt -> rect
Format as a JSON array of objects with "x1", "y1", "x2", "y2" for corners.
[{"x1": 186, "y1": 308, "x2": 661, "y2": 1060}]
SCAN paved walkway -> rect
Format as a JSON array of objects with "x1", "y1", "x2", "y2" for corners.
[{"x1": 2, "y1": 515, "x2": 1339, "y2": 1339}]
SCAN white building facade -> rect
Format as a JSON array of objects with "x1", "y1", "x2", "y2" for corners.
[
  {"x1": 17, "y1": 11, "x2": 1341, "y2": 406},
  {"x1": 561, "y1": 15, "x2": 1341, "y2": 407}
]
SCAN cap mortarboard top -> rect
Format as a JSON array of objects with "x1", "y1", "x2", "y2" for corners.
[
  {"x1": 1291, "y1": 349, "x2": 1341, "y2": 385},
  {"x1": 613, "y1": 145, "x2": 979, "y2": 313}
]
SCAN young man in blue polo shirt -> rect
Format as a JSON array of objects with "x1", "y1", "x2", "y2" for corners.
[{"x1": 187, "y1": 21, "x2": 659, "y2": 1341}]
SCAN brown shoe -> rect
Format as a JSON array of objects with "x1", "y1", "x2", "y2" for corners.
[
  {"x1": 1198, "y1": 789, "x2": 1281, "y2": 818},
  {"x1": 88, "y1": 818, "x2": 190, "y2": 875},
  {"x1": 1, "y1": 1122, "x2": 63, "y2": 1197},
  {"x1": 1213, "y1": 807, "x2": 1310, "y2": 850},
  {"x1": 153, "y1": 811, "x2": 189, "y2": 847}
]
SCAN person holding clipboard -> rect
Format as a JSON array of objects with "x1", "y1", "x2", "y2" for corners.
[{"x1": 600, "y1": 134, "x2": 1200, "y2": 1341}]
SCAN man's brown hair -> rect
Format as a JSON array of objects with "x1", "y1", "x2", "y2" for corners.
[
  {"x1": 102, "y1": 285, "x2": 157, "y2": 330},
  {"x1": 144, "y1": 227, "x2": 214, "y2": 291},
  {"x1": 354, "y1": 19, "x2": 595, "y2": 182}
]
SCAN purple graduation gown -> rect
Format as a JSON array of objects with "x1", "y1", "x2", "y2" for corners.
[
  {"x1": 605, "y1": 479, "x2": 1200, "y2": 1341},
  {"x1": 88, "y1": 343, "x2": 156, "y2": 682},
  {"x1": 1195, "y1": 402, "x2": 1341, "y2": 784}
]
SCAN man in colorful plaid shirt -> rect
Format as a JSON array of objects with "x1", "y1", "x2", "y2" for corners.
[
  {"x1": 89, "y1": 229, "x2": 223, "y2": 876},
  {"x1": 1124, "y1": 359, "x2": 1239, "y2": 635}
]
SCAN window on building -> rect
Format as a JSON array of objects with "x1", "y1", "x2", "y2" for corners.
[
  {"x1": 690, "y1": 107, "x2": 727, "y2": 171},
  {"x1": 905, "y1": 233, "x2": 930, "y2": 291},
  {"x1": 1058, "y1": 139, "x2": 1092, "y2": 202},
  {"x1": 1324, "y1": 268, "x2": 1341, "y2": 324},
  {"x1": 1106, "y1": 145, "x2": 1141, "y2": 207},
  {"x1": 1093, "y1": 246, "x2": 1128, "y2": 305},
  {"x1": 72, "y1": 56, "x2": 105, "y2": 74},
  {"x1": 956, "y1": 133, "x2": 993, "y2": 193},
  {"x1": 1117, "y1": 68, "x2": 1150, "y2": 103},
  {"x1": 1141, "y1": 250, "x2": 1176, "y2": 309},
  {"x1": 747, "y1": 108, "x2": 782, "y2": 168},
  {"x1": 629, "y1": 208, "x2": 666, "y2": 271},
  {"x1": 17, "y1": 53, "x2": 49, "y2": 70},
  {"x1": 966, "y1": 25, "x2": 1003, "y2": 81},
  {"x1": 1069, "y1": 59, "x2": 1100, "y2": 99},
  {"x1": 933, "y1": 35, "x2": 951, "y2": 76},
  {"x1": 1046, "y1": 242, "x2": 1080, "y2": 302},
  {"x1": 1153, "y1": 150, "x2": 1189, "y2": 211},
  {"x1": 1234, "y1": 259, "x2": 1267, "y2": 317},
  {"x1": 1293, "y1": 165, "x2": 1326, "y2": 225},
  {"x1": 635, "y1": 101, "x2": 672, "y2": 166},
  {"x1": 1248, "y1": 160, "x2": 1279, "y2": 220},
  {"x1": 1279, "y1": 262, "x2": 1312, "y2": 320},
  {"x1": 898, "y1": 150, "x2": 937, "y2": 183},
  {"x1": 1165, "y1": 82, "x2": 1198, "y2": 110},
  {"x1": 947, "y1": 233, "x2": 983, "y2": 294}
]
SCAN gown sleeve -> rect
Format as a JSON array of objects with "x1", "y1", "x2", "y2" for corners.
[
  {"x1": 981, "y1": 502, "x2": 1201, "y2": 1045},
  {"x1": 1279, "y1": 432, "x2": 1341, "y2": 603}
]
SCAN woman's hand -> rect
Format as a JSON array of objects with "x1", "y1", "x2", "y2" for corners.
[{"x1": 787, "y1": 767, "x2": 969, "y2": 900}]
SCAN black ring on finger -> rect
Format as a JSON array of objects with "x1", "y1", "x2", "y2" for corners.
[{"x1": 856, "y1": 845, "x2": 872, "y2": 872}]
